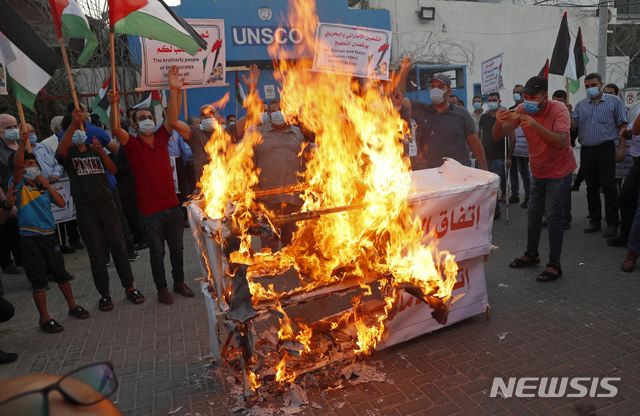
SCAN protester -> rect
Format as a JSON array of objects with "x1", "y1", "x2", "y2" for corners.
[
  {"x1": 167, "y1": 64, "x2": 259, "y2": 187},
  {"x1": 396, "y1": 57, "x2": 487, "y2": 171},
  {"x1": 126, "y1": 107, "x2": 138, "y2": 136},
  {"x1": 0, "y1": 114, "x2": 23, "y2": 275},
  {"x1": 227, "y1": 114, "x2": 237, "y2": 125},
  {"x1": 11, "y1": 134, "x2": 90, "y2": 333},
  {"x1": 113, "y1": 146, "x2": 147, "y2": 250},
  {"x1": 507, "y1": 84, "x2": 531, "y2": 208},
  {"x1": 493, "y1": 75, "x2": 576, "y2": 282},
  {"x1": 108, "y1": 91, "x2": 194, "y2": 306},
  {"x1": 611, "y1": 107, "x2": 640, "y2": 248},
  {"x1": 550, "y1": 90, "x2": 575, "y2": 230},
  {"x1": 571, "y1": 73, "x2": 628, "y2": 238},
  {"x1": 620, "y1": 119, "x2": 640, "y2": 271},
  {"x1": 479, "y1": 92, "x2": 506, "y2": 219},
  {"x1": 447, "y1": 95, "x2": 459, "y2": 106},
  {"x1": 42, "y1": 116, "x2": 64, "y2": 153},
  {"x1": 470, "y1": 95, "x2": 484, "y2": 133},
  {"x1": 57, "y1": 109, "x2": 145, "y2": 311}
]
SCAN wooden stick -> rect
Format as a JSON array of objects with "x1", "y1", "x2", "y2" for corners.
[
  {"x1": 183, "y1": 89, "x2": 188, "y2": 120},
  {"x1": 252, "y1": 183, "x2": 307, "y2": 198},
  {"x1": 16, "y1": 100, "x2": 31, "y2": 152},
  {"x1": 58, "y1": 38, "x2": 85, "y2": 132},
  {"x1": 565, "y1": 77, "x2": 570, "y2": 101},
  {"x1": 109, "y1": 29, "x2": 120, "y2": 130}
]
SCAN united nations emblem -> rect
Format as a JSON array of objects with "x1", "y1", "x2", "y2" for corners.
[{"x1": 258, "y1": 6, "x2": 272, "y2": 21}]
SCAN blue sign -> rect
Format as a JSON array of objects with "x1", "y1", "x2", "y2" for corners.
[{"x1": 231, "y1": 26, "x2": 303, "y2": 47}]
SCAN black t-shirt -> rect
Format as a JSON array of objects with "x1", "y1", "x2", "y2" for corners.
[
  {"x1": 409, "y1": 100, "x2": 474, "y2": 170},
  {"x1": 479, "y1": 113, "x2": 506, "y2": 161},
  {"x1": 58, "y1": 146, "x2": 112, "y2": 206}
]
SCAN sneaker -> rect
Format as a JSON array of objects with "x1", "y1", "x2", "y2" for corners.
[
  {"x1": 69, "y1": 241, "x2": 85, "y2": 249},
  {"x1": 508, "y1": 196, "x2": 520, "y2": 204},
  {"x1": 520, "y1": 199, "x2": 529, "y2": 209},
  {"x1": 0, "y1": 350, "x2": 18, "y2": 364},
  {"x1": 60, "y1": 245, "x2": 76, "y2": 254},
  {"x1": 129, "y1": 252, "x2": 140, "y2": 262},
  {"x1": 1, "y1": 265, "x2": 19, "y2": 275}
]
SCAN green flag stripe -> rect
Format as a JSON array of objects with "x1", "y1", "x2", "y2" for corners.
[
  {"x1": 8, "y1": 74, "x2": 37, "y2": 110},
  {"x1": 61, "y1": 13, "x2": 98, "y2": 65}
]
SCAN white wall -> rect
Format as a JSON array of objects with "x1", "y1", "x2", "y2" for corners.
[{"x1": 367, "y1": 0, "x2": 610, "y2": 108}]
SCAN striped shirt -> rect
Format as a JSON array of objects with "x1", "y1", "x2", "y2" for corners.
[
  {"x1": 253, "y1": 122, "x2": 307, "y2": 205},
  {"x1": 573, "y1": 93, "x2": 627, "y2": 146}
]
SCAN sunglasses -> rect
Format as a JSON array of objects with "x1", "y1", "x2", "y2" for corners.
[
  {"x1": 135, "y1": 115, "x2": 154, "y2": 122},
  {"x1": 0, "y1": 362, "x2": 118, "y2": 415}
]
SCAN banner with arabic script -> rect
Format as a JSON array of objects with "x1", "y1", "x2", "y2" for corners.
[
  {"x1": 51, "y1": 178, "x2": 76, "y2": 224},
  {"x1": 312, "y1": 22, "x2": 392, "y2": 80},
  {"x1": 140, "y1": 19, "x2": 225, "y2": 90},
  {"x1": 480, "y1": 53, "x2": 504, "y2": 95}
]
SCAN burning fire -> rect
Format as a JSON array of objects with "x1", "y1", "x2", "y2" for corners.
[{"x1": 197, "y1": 0, "x2": 459, "y2": 386}]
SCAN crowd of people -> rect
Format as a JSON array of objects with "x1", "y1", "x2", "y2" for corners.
[{"x1": 0, "y1": 58, "x2": 638, "y2": 365}]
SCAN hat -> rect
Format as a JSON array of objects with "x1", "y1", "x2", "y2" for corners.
[
  {"x1": 523, "y1": 76, "x2": 548, "y2": 96},
  {"x1": 428, "y1": 73, "x2": 451, "y2": 88}
]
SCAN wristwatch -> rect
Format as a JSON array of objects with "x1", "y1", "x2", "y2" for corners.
[{"x1": 1, "y1": 200, "x2": 12, "y2": 210}]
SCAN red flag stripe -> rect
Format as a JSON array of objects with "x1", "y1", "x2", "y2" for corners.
[{"x1": 108, "y1": 0, "x2": 148, "y2": 26}]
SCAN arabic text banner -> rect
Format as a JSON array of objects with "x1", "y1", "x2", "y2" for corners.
[
  {"x1": 51, "y1": 178, "x2": 76, "y2": 224},
  {"x1": 481, "y1": 53, "x2": 504, "y2": 95},
  {"x1": 312, "y1": 22, "x2": 392, "y2": 81},
  {"x1": 140, "y1": 19, "x2": 226, "y2": 90},
  {"x1": 513, "y1": 126, "x2": 529, "y2": 158}
]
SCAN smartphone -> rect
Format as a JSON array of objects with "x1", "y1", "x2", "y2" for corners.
[{"x1": 508, "y1": 109, "x2": 518, "y2": 120}]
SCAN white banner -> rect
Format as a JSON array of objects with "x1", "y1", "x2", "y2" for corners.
[
  {"x1": 51, "y1": 178, "x2": 76, "y2": 224},
  {"x1": 512, "y1": 126, "x2": 529, "y2": 157},
  {"x1": 140, "y1": 19, "x2": 225, "y2": 90},
  {"x1": 0, "y1": 50, "x2": 7, "y2": 95},
  {"x1": 380, "y1": 255, "x2": 489, "y2": 349},
  {"x1": 312, "y1": 22, "x2": 392, "y2": 80},
  {"x1": 480, "y1": 53, "x2": 504, "y2": 95}
]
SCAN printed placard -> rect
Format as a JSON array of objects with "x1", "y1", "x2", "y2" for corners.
[
  {"x1": 481, "y1": 53, "x2": 504, "y2": 95},
  {"x1": 51, "y1": 178, "x2": 76, "y2": 224}
]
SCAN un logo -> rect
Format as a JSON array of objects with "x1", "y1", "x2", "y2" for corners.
[{"x1": 258, "y1": 6, "x2": 272, "y2": 21}]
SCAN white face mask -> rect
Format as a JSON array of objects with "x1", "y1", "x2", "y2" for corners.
[
  {"x1": 430, "y1": 88, "x2": 447, "y2": 105},
  {"x1": 4, "y1": 129, "x2": 20, "y2": 142},
  {"x1": 24, "y1": 167, "x2": 41, "y2": 181},
  {"x1": 137, "y1": 120, "x2": 155, "y2": 135},
  {"x1": 201, "y1": 118, "x2": 217, "y2": 132},
  {"x1": 270, "y1": 111, "x2": 286, "y2": 126}
]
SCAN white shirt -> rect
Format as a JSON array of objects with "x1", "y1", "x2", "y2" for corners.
[{"x1": 41, "y1": 134, "x2": 59, "y2": 154}]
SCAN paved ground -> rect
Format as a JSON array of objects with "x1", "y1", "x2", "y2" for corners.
[{"x1": 1, "y1": 187, "x2": 640, "y2": 416}]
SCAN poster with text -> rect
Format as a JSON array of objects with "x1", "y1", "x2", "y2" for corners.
[
  {"x1": 480, "y1": 53, "x2": 504, "y2": 95},
  {"x1": 0, "y1": 50, "x2": 7, "y2": 95},
  {"x1": 140, "y1": 19, "x2": 225, "y2": 90},
  {"x1": 312, "y1": 22, "x2": 392, "y2": 80},
  {"x1": 512, "y1": 126, "x2": 529, "y2": 157},
  {"x1": 51, "y1": 179, "x2": 76, "y2": 224}
]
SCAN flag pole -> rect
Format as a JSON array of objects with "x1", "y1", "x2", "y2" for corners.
[
  {"x1": 565, "y1": 78, "x2": 570, "y2": 103},
  {"x1": 109, "y1": 28, "x2": 120, "y2": 130},
  {"x1": 183, "y1": 89, "x2": 188, "y2": 120},
  {"x1": 58, "y1": 38, "x2": 85, "y2": 132},
  {"x1": 16, "y1": 100, "x2": 31, "y2": 152}
]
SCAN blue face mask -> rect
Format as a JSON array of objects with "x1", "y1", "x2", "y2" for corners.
[
  {"x1": 523, "y1": 100, "x2": 541, "y2": 114},
  {"x1": 586, "y1": 87, "x2": 600, "y2": 99},
  {"x1": 513, "y1": 93, "x2": 522, "y2": 103},
  {"x1": 487, "y1": 102, "x2": 499, "y2": 111},
  {"x1": 473, "y1": 102, "x2": 482, "y2": 110},
  {"x1": 23, "y1": 167, "x2": 40, "y2": 181},
  {"x1": 29, "y1": 134, "x2": 37, "y2": 145},
  {"x1": 72, "y1": 130, "x2": 87, "y2": 146}
]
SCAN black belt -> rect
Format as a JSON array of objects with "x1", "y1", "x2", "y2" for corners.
[{"x1": 582, "y1": 141, "x2": 613, "y2": 149}]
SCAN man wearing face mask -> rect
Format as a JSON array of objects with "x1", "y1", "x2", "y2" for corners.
[
  {"x1": 493, "y1": 76, "x2": 576, "y2": 282},
  {"x1": 167, "y1": 65, "x2": 259, "y2": 188},
  {"x1": 571, "y1": 73, "x2": 628, "y2": 238},
  {"x1": 507, "y1": 84, "x2": 531, "y2": 208},
  {"x1": 0, "y1": 114, "x2": 23, "y2": 274},
  {"x1": 227, "y1": 114, "x2": 237, "y2": 125},
  {"x1": 470, "y1": 95, "x2": 484, "y2": 133},
  {"x1": 396, "y1": 58, "x2": 487, "y2": 171},
  {"x1": 479, "y1": 92, "x2": 507, "y2": 219}
]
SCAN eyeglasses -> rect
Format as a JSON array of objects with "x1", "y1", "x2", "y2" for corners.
[
  {"x1": 0, "y1": 362, "x2": 118, "y2": 415},
  {"x1": 136, "y1": 115, "x2": 154, "y2": 122}
]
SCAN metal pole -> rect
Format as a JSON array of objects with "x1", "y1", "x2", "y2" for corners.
[{"x1": 597, "y1": 0, "x2": 608, "y2": 79}]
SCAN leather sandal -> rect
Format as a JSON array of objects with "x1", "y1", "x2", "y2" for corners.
[
  {"x1": 536, "y1": 263, "x2": 562, "y2": 282},
  {"x1": 509, "y1": 251, "x2": 540, "y2": 268},
  {"x1": 126, "y1": 289, "x2": 145, "y2": 305},
  {"x1": 68, "y1": 305, "x2": 90, "y2": 319},
  {"x1": 98, "y1": 296, "x2": 113, "y2": 311},
  {"x1": 41, "y1": 319, "x2": 64, "y2": 333}
]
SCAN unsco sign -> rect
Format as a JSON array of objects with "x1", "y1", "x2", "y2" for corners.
[{"x1": 231, "y1": 26, "x2": 304, "y2": 46}]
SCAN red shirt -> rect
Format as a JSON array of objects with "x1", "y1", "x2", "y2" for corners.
[
  {"x1": 509, "y1": 100, "x2": 577, "y2": 179},
  {"x1": 123, "y1": 124, "x2": 179, "y2": 216}
]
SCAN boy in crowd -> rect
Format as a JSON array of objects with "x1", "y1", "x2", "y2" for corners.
[
  {"x1": 57, "y1": 109, "x2": 145, "y2": 311},
  {"x1": 11, "y1": 132, "x2": 89, "y2": 333}
]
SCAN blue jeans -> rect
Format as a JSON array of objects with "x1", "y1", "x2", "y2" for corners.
[
  {"x1": 140, "y1": 205, "x2": 184, "y2": 291},
  {"x1": 510, "y1": 156, "x2": 531, "y2": 199},
  {"x1": 527, "y1": 173, "x2": 572, "y2": 264},
  {"x1": 488, "y1": 159, "x2": 504, "y2": 214}
]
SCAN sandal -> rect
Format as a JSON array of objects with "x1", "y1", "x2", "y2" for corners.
[
  {"x1": 536, "y1": 263, "x2": 562, "y2": 282},
  {"x1": 509, "y1": 251, "x2": 540, "y2": 268},
  {"x1": 41, "y1": 319, "x2": 64, "y2": 334},
  {"x1": 126, "y1": 289, "x2": 145, "y2": 305},
  {"x1": 99, "y1": 296, "x2": 113, "y2": 311},
  {"x1": 68, "y1": 305, "x2": 90, "y2": 320}
]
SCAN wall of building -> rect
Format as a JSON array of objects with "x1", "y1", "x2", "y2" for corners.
[{"x1": 367, "y1": 0, "x2": 604, "y2": 107}]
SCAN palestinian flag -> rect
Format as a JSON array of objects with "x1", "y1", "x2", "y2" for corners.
[
  {"x1": 538, "y1": 59, "x2": 549, "y2": 80},
  {"x1": 91, "y1": 76, "x2": 117, "y2": 126},
  {"x1": 0, "y1": 0, "x2": 62, "y2": 110},
  {"x1": 133, "y1": 90, "x2": 162, "y2": 110},
  {"x1": 49, "y1": 0, "x2": 98, "y2": 65},
  {"x1": 108, "y1": 0, "x2": 207, "y2": 56},
  {"x1": 548, "y1": 12, "x2": 577, "y2": 81},
  {"x1": 568, "y1": 27, "x2": 590, "y2": 94},
  {"x1": 235, "y1": 70, "x2": 246, "y2": 105}
]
